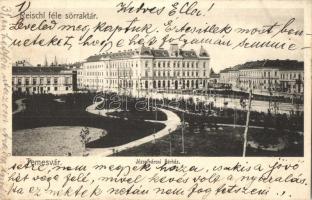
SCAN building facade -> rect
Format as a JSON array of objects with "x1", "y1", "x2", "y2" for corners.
[
  {"x1": 279, "y1": 68, "x2": 304, "y2": 94},
  {"x1": 77, "y1": 44, "x2": 210, "y2": 95},
  {"x1": 12, "y1": 61, "x2": 74, "y2": 95},
  {"x1": 218, "y1": 60, "x2": 304, "y2": 96},
  {"x1": 219, "y1": 66, "x2": 240, "y2": 88}
]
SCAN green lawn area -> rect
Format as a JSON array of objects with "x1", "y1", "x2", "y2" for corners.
[
  {"x1": 116, "y1": 105, "x2": 303, "y2": 158},
  {"x1": 116, "y1": 125, "x2": 303, "y2": 157},
  {"x1": 13, "y1": 93, "x2": 165, "y2": 149}
]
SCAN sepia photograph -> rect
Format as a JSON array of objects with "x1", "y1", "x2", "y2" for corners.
[
  {"x1": 12, "y1": 46, "x2": 304, "y2": 157},
  {"x1": 10, "y1": 0, "x2": 306, "y2": 157},
  {"x1": 1, "y1": 0, "x2": 311, "y2": 199}
]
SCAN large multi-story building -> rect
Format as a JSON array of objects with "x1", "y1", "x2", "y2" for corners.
[
  {"x1": 77, "y1": 44, "x2": 211, "y2": 95},
  {"x1": 12, "y1": 60, "x2": 75, "y2": 95},
  {"x1": 218, "y1": 59, "x2": 304, "y2": 96}
]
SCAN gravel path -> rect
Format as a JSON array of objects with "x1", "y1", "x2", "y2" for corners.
[{"x1": 85, "y1": 99, "x2": 181, "y2": 156}]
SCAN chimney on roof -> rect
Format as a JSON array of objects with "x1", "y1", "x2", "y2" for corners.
[
  {"x1": 199, "y1": 46, "x2": 209, "y2": 57},
  {"x1": 169, "y1": 44, "x2": 179, "y2": 56},
  {"x1": 54, "y1": 56, "x2": 58, "y2": 66}
]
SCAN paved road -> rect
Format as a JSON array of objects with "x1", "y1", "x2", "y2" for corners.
[
  {"x1": 85, "y1": 99, "x2": 181, "y2": 156},
  {"x1": 139, "y1": 92, "x2": 303, "y2": 114}
]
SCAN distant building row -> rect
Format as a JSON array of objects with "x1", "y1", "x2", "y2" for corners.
[
  {"x1": 218, "y1": 60, "x2": 304, "y2": 96},
  {"x1": 12, "y1": 53, "x2": 304, "y2": 97}
]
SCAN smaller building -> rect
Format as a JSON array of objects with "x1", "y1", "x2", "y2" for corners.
[
  {"x1": 279, "y1": 68, "x2": 304, "y2": 94},
  {"x1": 219, "y1": 66, "x2": 240, "y2": 88},
  {"x1": 12, "y1": 61, "x2": 74, "y2": 95}
]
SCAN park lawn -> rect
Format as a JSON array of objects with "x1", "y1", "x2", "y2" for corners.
[
  {"x1": 116, "y1": 125, "x2": 303, "y2": 157},
  {"x1": 13, "y1": 94, "x2": 165, "y2": 149},
  {"x1": 13, "y1": 126, "x2": 104, "y2": 156}
]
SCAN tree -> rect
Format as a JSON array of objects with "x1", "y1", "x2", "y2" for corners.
[
  {"x1": 101, "y1": 129, "x2": 106, "y2": 138},
  {"x1": 80, "y1": 127, "x2": 91, "y2": 156}
]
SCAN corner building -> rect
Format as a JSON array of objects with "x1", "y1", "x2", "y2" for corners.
[
  {"x1": 12, "y1": 61, "x2": 74, "y2": 95},
  {"x1": 78, "y1": 44, "x2": 211, "y2": 95},
  {"x1": 219, "y1": 59, "x2": 304, "y2": 96}
]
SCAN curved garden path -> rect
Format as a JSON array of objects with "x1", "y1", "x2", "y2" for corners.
[
  {"x1": 85, "y1": 98, "x2": 181, "y2": 156},
  {"x1": 13, "y1": 98, "x2": 26, "y2": 114}
]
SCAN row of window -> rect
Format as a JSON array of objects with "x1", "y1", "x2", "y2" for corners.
[
  {"x1": 82, "y1": 70, "x2": 208, "y2": 78},
  {"x1": 13, "y1": 77, "x2": 71, "y2": 85},
  {"x1": 232, "y1": 71, "x2": 303, "y2": 80},
  {"x1": 151, "y1": 61, "x2": 205, "y2": 69},
  {"x1": 16, "y1": 86, "x2": 70, "y2": 92},
  {"x1": 85, "y1": 62, "x2": 138, "y2": 69},
  {"x1": 83, "y1": 60, "x2": 208, "y2": 70},
  {"x1": 80, "y1": 79, "x2": 209, "y2": 90},
  {"x1": 84, "y1": 71, "x2": 132, "y2": 77},
  {"x1": 147, "y1": 71, "x2": 201, "y2": 77},
  {"x1": 280, "y1": 73, "x2": 303, "y2": 80}
]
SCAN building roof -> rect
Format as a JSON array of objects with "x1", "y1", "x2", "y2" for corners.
[
  {"x1": 220, "y1": 59, "x2": 303, "y2": 73},
  {"x1": 85, "y1": 45, "x2": 209, "y2": 62},
  {"x1": 12, "y1": 66, "x2": 73, "y2": 75},
  {"x1": 219, "y1": 67, "x2": 232, "y2": 73},
  {"x1": 241, "y1": 60, "x2": 303, "y2": 70}
]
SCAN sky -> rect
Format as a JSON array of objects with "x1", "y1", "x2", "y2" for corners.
[{"x1": 11, "y1": 0, "x2": 305, "y2": 72}]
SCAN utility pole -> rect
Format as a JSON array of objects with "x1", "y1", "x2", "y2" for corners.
[
  {"x1": 242, "y1": 86, "x2": 252, "y2": 157},
  {"x1": 268, "y1": 72, "x2": 272, "y2": 112},
  {"x1": 234, "y1": 105, "x2": 236, "y2": 128},
  {"x1": 117, "y1": 63, "x2": 120, "y2": 95},
  {"x1": 169, "y1": 128, "x2": 172, "y2": 156},
  {"x1": 181, "y1": 112, "x2": 185, "y2": 154},
  {"x1": 155, "y1": 105, "x2": 158, "y2": 120}
]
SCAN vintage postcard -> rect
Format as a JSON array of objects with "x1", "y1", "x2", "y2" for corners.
[{"x1": 0, "y1": 0, "x2": 311, "y2": 199}]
